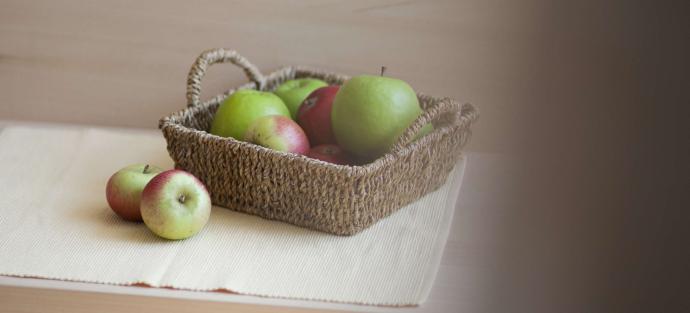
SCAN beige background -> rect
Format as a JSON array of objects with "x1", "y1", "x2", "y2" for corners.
[
  {"x1": 1, "y1": 0, "x2": 684, "y2": 312},
  {"x1": 0, "y1": 0, "x2": 536, "y2": 154}
]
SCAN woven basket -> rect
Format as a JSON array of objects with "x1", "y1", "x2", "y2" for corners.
[{"x1": 159, "y1": 48, "x2": 479, "y2": 235}]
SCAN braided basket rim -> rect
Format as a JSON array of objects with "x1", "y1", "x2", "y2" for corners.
[{"x1": 160, "y1": 65, "x2": 477, "y2": 174}]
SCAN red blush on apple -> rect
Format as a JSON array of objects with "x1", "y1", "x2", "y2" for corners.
[{"x1": 296, "y1": 86, "x2": 340, "y2": 146}]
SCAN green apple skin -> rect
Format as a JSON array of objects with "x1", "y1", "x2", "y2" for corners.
[
  {"x1": 331, "y1": 75, "x2": 432, "y2": 160},
  {"x1": 273, "y1": 79, "x2": 328, "y2": 118},
  {"x1": 105, "y1": 164, "x2": 164, "y2": 222},
  {"x1": 140, "y1": 170, "x2": 212, "y2": 240},
  {"x1": 210, "y1": 89, "x2": 290, "y2": 140}
]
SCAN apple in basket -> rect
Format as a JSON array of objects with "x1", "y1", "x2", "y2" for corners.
[
  {"x1": 210, "y1": 89, "x2": 290, "y2": 140},
  {"x1": 244, "y1": 115, "x2": 310, "y2": 155},
  {"x1": 331, "y1": 68, "x2": 432, "y2": 161},
  {"x1": 307, "y1": 144, "x2": 351, "y2": 165},
  {"x1": 273, "y1": 78, "x2": 328, "y2": 119},
  {"x1": 296, "y1": 85, "x2": 340, "y2": 146},
  {"x1": 140, "y1": 169, "x2": 212, "y2": 240},
  {"x1": 106, "y1": 164, "x2": 164, "y2": 222}
]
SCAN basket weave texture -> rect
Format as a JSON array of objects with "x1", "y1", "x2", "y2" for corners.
[{"x1": 159, "y1": 49, "x2": 479, "y2": 235}]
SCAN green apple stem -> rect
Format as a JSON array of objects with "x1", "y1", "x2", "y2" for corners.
[
  {"x1": 380, "y1": 66, "x2": 387, "y2": 76},
  {"x1": 143, "y1": 164, "x2": 150, "y2": 174},
  {"x1": 178, "y1": 194, "x2": 186, "y2": 204}
]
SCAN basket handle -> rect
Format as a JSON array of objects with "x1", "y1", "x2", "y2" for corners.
[
  {"x1": 186, "y1": 48, "x2": 266, "y2": 108},
  {"x1": 391, "y1": 99, "x2": 478, "y2": 154}
]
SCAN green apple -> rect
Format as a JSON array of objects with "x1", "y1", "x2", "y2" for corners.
[
  {"x1": 140, "y1": 169, "x2": 212, "y2": 240},
  {"x1": 210, "y1": 89, "x2": 290, "y2": 140},
  {"x1": 273, "y1": 78, "x2": 328, "y2": 118},
  {"x1": 105, "y1": 164, "x2": 164, "y2": 222},
  {"x1": 331, "y1": 75, "x2": 431, "y2": 160}
]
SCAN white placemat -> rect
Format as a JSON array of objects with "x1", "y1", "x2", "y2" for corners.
[{"x1": 0, "y1": 124, "x2": 466, "y2": 306}]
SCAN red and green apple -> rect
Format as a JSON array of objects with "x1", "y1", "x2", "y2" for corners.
[
  {"x1": 140, "y1": 169, "x2": 212, "y2": 240},
  {"x1": 244, "y1": 115, "x2": 310, "y2": 155},
  {"x1": 105, "y1": 164, "x2": 164, "y2": 222}
]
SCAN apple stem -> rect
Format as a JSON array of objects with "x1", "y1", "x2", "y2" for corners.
[
  {"x1": 178, "y1": 194, "x2": 186, "y2": 204},
  {"x1": 380, "y1": 66, "x2": 387, "y2": 77},
  {"x1": 143, "y1": 164, "x2": 150, "y2": 174}
]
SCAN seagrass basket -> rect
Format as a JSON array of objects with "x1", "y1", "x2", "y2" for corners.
[{"x1": 159, "y1": 48, "x2": 479, "y2": 235}]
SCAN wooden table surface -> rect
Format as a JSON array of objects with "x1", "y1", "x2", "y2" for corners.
[{"x1": 1, "y1": 0, "x2": 673, "y2": 312}]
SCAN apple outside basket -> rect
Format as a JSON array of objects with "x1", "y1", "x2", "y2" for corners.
[{"x1": 159, "y1": 48, "x2": 479, "y2": 236}]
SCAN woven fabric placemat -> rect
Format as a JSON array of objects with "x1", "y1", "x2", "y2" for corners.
[{"x1": 0, "y1": 124, "x2": 467, "y2": 306}]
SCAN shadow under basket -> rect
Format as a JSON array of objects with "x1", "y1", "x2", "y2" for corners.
[{"x1": 159, "y1": 49, "x2": 479, "y2": 235}]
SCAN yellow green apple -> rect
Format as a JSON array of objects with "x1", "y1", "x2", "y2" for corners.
[
  {"x1": 331, "y1": 75, "x2": 431, "y2": 160},
  {"x1": 210, "y1": 89, "x2": 290, "y2": 140}
]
